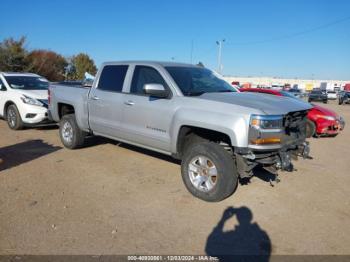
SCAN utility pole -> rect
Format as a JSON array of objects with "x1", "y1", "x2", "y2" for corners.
[
  {"x1": 216, "y1": 39, "x2": 225, "y2": 74},
  {"x1": 190, "y1": 40, "x2": 194, "y2": 64}
]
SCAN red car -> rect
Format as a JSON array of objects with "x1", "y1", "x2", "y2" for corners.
[{"x1": 240, "y1": 88, "x2": 345, "y2": 137}]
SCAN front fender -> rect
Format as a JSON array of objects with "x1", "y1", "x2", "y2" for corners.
[{"x1": 169, "y1": 108, "x2": 249, "y2": 153}]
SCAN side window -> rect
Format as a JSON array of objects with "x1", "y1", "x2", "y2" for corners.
[
  {"x1": 98, "y1": 65, "x2": 128, "y2": 92},
  {"x1": 130, "y1": 66, "x2": 167, "y2": 95}
]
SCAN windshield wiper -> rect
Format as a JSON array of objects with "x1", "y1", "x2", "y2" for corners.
[
  {"x1": 217, "y1": 90, "x2": 234, "y2": 93},
  {"x1": 185, "y1": 91, "x2": 206, "y2": 96}
]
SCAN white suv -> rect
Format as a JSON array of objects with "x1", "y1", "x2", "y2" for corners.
[{"x1": 0, "y1": 72, "x2": 49, "y2": 130}]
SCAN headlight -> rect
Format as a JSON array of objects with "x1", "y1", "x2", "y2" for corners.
[
  {"x1": 250, "y1": 114, "x2": 283, "y2": 130},
  {"x1": 20, "y1": 95, "x2": 43, "y2": 107},
  {"x1": 315, "y1": 115, "x2": 336, "y2": 121}
]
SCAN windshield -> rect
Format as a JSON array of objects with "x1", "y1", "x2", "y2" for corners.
[
  {"x1": 4, "y1": 76, "x2": 49, "y2": 90},
  {"x1": 165, "y1": 66, "x2": 237, "y2": 96}
]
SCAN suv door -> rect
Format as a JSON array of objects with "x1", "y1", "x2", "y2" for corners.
[
  {"x1": 121, "y1": 65, "x2": 175, "y2": 152},
  {"x1": 88, "y1": 65, "x2": 129, "y2": 138}
]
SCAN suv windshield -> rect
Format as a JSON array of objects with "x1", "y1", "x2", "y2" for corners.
[
  {"x1": 4, "y1": 76, "x2": 49, "y2": 90},
  {"x1": 165, "y1": 66, "x2": 236, "y2": 96}
]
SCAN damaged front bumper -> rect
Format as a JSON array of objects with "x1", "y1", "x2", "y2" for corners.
[
  {"x1": 235, "y1": 141, "x2": 310, "y2": 179},
  {"x1": 236, "y1": 110, "x2": 311, "y2": 179}
]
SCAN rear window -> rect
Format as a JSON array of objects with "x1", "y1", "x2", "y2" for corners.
[{"x1": 98, "y1": 65, "x2": 128, "y2": 92}]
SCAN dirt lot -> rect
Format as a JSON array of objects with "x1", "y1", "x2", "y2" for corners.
[{"x1": 0, "y1": 101, "x2": 350, "y2": 256}]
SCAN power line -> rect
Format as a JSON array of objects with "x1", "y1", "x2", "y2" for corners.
[{"x1": 226, "y1": 16, "x2": 350, "y2": 46}]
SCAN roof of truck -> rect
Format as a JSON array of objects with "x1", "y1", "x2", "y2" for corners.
[
  {"x1": 101, "y1": 61, "x2": 198, "y2": 68},
  {"x1": 0, "y1": 72, "x2": 40, "y2": 77}
]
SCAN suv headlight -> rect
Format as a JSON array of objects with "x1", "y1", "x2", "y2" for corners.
[
  {"x1": 21, "y1": 95, "x2": 43, "y2": 107},
  {"x1": 250, "y1": 114, "x2": 283, "y2": 130}
]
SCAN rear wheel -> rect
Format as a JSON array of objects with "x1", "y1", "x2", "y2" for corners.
[
  {"x1": 59, "y1": 114, "x2": 86, "y2": 149},
  {"x1": 6, "y1": 104, "x2": 24, "y2": 130},
  {"x1": 323, "y1": 100, "x2": 328, "y2": 104},
  {"x1": 181, "y1": 141, "x2": 238, "y2": 202},
  {"x1": 306, "y1": 119, "x2": 316, "y2": 138}
]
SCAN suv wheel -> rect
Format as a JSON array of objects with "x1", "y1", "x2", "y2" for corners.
[
  {"x1": 181, "y1": 141, "x2": 238, "y2": 202},
  {"x1": 6, "y1": 104, "x2": 24, "y2": 130},
  {"x1": 59, "y1": 114, "x2": 86, "y2": 149}
]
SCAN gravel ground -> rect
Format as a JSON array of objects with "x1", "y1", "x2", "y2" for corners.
[{"x1": 0, "y1": 100, "x2": 349, "y2": 256}]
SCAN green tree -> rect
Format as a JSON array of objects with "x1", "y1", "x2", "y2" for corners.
[
  {"x1": 70, "y1": 53, "x2": 97, "y2": 80},
  {"x1": 26, "y1": 50, "x2": 67, "y2": 81},
  {"x1": 0, "y1": 36, "x2": 28, "y2": 71}
]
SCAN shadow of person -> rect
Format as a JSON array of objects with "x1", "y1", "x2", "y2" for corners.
[{"x1": 205, "y1": 206, "x2": 271, "y2": 262}]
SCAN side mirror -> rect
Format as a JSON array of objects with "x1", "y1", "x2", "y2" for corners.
[
  {"x1": 82, "y1": 79, "x2": 93, "y2": 88},
  {"x1": 143, "y1": 83, "x2": 169, "y2": 98}
]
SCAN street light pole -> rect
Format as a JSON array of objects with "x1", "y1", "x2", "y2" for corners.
[{"x1": 216, "y1": 39, "x2": 225, "y2": 74}]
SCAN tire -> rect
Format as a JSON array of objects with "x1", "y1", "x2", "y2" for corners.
[
  {"x1": 338, "y1": 99, "x2": 343, "y2": 105},
  {"x1": 308, "y1": 98, "x2": 312, "y2": 103},
  {"x1": 181, "y1": 141, "x2": 238, "y2": 202},
  {"x1": 323, "y1": 100, "x2": 328, "y2": 104},
  {"x1": 59, "y1": 114, "x2": 86, "y2": 149},
  {"x1": 6, "y1": 104, "x2": 24, "y2": 130},
  {"x1": 306, "y1": 119, "x2": 316, "y2": 138}
]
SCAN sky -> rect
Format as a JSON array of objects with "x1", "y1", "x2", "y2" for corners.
[{"x1": 1, "y1": 0, "x2": 349, "y2": 80}]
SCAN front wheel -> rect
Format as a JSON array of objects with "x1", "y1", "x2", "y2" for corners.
[
  {"x1": 59, "y1": 114, "x2": 86, "y2": 149},
  {"x1": 6, "y1": 104, "x2": 24, "y2": 130},
  {"x1": 181, "y1": 141, "x2": 238, "y2": 202}
]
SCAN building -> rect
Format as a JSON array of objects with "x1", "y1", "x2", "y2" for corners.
[{"x1": 223, "y1": 76, "x2": 350, "y2": 91}]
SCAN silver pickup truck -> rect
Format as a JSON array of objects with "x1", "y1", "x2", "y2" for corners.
[{"x1": 49, "y1": 61, "x2": 312, "y2": 202}]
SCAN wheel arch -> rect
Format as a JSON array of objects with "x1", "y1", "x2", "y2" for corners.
[
  {"x1": 3, "y1": 100, "x2": 16, "y2": 119},
  {"x1": 175, "y1": 125, "x2": 233, "y2": 159}
]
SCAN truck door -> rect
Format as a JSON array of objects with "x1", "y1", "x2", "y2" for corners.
[
  {"x1": 88, "y1": 65, "x2": 129, "y2": 138},
  {"x1": 121, "y1": 65, "x2": 174, "y2": 152}
]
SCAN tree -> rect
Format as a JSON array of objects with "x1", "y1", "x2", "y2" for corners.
[
  {"x1": 70, "y1": 53, "x2": 97, "y2": 80},
  {"x1": 0, "y1": 36, "x2": 28, "y2": 72},
  {"x1": 26, "y1": 50, "x2": 67, "y2": 81}
]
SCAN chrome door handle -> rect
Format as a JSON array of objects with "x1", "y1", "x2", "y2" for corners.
[
  {"x1": 91, "y1": 96, "x2": 99, "y2": 100},
  {"x1": 124, "y1": 100, "x2": 135, "y2": 106}
]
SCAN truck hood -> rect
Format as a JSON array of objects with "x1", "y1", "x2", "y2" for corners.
[
  {"x1": 13, "y1": 89, "x2": 48, "y2": 100},
  {"x1": 198, "y1": 92, "x2": 312, "y2": 115}
]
